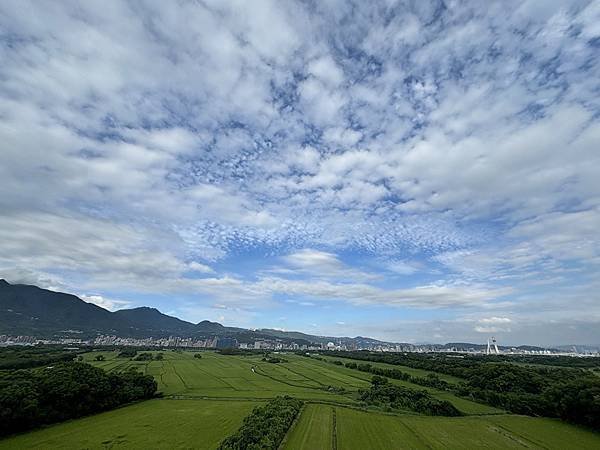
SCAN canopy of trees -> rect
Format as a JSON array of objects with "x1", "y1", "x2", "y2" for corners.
[
  {"x1": 0, "y1": 346, "x2": 84, "y2": 370},
  {"x1": 262, "y1": 357, "x2": 287, "y2": 363},
  {"x1": 344, "y1": 360, "x2": 452, "y2": 391},
  {"x1": 360, "y1": 376, "x2": 461, "y2": 416},
  {"x1": 218, "y1": 396, "x2": 303, "y2": 450},
  {"x1": 117, "y1": 349, "x2": 138, "y2": 358},
  {"x1": 0, "y1": 362, "x2": 157, "y2": 436}
]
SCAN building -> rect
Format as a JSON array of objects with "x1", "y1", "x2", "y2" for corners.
[{"x1": 216, "y1": 336, "x2": 238, "y2": 349}]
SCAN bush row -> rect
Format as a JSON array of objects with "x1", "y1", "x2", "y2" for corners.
[{"x1": 218, "y1": 396, "x2": 303, "y2": 450}]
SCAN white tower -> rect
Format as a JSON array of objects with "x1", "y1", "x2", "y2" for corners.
[
  {"x1": 492, "y1": 336, "x2": 500, "y2": 354},
  {"x1": 486, "y1": 337, "x2": 500, "y2": 354}
]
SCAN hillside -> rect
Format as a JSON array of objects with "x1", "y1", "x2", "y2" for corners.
[
  {"x1": 0, "y1": 280, "x2": 230, "y2": 339},
  {"x1": 0, "y1": 280, "x2": 390, "y2": 346}
]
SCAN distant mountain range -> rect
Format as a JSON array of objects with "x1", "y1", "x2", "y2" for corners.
[
  {"x1": 0, "y1": 280, "x2": 396, "y2": 346},
  {"x1": 0, "y1": 280, "x2": 562, "y2": 351}
]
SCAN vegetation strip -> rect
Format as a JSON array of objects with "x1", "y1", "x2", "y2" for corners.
[
  {"x1": 331, "y1": 407, "x2": 337, "y2": 450},
  {"x1": 218, "y1": 396, "x2": 303, "y2": 450}
]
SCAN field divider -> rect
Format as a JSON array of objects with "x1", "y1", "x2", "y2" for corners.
[
  {"x1": 304, "y1": 399, "x2": 422, "y2": 417},
  {"x1": 492, "y1": 422, "x2": 550, "y2": 449},
  {"x1": 253, "y1": 364, "x2": 329, "y2": 391},
  {"x1": 331, "y1": 407, "x2": 337, "y2": 450},
  {"x1": 396, "y1": 417, "x2": 434, "y2": 450},
  {"x1": 281, "y1": 363, "x2": 330, "y2": 387}
]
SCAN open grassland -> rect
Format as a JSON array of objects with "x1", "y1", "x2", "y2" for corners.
[
  {"x1": 284, "y1": 404, "x2": 600, "y2": 450},
  {"x1": 283, "y1": 404, "x2": 334, "y2": 450},
  {"x1": 0, "y1": 399, "x2": 256, "y2": 450}
]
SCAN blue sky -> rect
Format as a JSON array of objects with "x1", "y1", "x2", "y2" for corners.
[{"x1": 1, "y1": 0, "x2": 599, "y2": 345}]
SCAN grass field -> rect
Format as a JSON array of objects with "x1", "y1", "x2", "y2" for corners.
[
  {"x1": 3, "y1": 350, "x2": 598, "y2": 449},
  {"x1": 283, "y1": 404, "x2": 334, "y2": 450},
  {"x1": 0, "y1": 399, "x2": 257, "y2": 450},
  {"x1": 84, "y1": 351, "x2": 361, "y2": 403},
  {"x1": 285, "y1": 404, "x2": 600, "y2": 450},
  {"x1": 321, "y1": 354, "x2": 463, "y2": 384},
  {"x1": 83, "y1": 351, "x2": 499, "y2": 414}
]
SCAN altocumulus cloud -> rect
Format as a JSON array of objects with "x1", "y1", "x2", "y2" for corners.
[{"x1": 0, "y1": 0, "x2": 599, "y2": 345}]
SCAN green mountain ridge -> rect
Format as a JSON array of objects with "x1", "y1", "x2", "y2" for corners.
[{"x1": 0, "y1": 280, "x2": 390, "y2": 345}]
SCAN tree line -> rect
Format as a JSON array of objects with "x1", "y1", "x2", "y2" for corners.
[
  {"x1": 340, "y1": 360, "x2": 452, "y2": 391},
  {"x1": 218, "y1": 396, "x2": 303, "y2": 450},
  {"x1": 0, "y1": 361, "x2": 157, "y2": 436},
  {"x1": 0, "y1": 346, "x2": 85, "y2": 370}
]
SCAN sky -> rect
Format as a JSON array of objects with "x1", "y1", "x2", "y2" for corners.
[{"x1": 0, "y1": 0, "x2": 599, "y2": 346}]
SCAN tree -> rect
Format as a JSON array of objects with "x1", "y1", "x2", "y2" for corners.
[
  {"x1": 94, "y1": 355, "x2": 105, "y2": 361},
  {"x1": 0, "y1": 362, "x2": 157, "y2": 436}
]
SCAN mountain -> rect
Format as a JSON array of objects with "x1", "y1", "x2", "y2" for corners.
[
  {"x1": 4, "y1": 280, "x2": 555, "y2": 350},
  {"x1": 0, "y1": 280, "x2": 214, "y2": 339},
  {"x1": 0, "y1": 280, "x2": 405, "y2": 347},
  {"x1": 0, "y1": 280, "x2": 387, "y2": 345},
  {"x1": 113, "y1": 307, "x2": 197, "y2": 335},
  {"x1": 0, "y1": 279, "x2": 124, "y2": 335},
  {"x1": 196, "y1": 320, "x2": 227, "y2": 333}
]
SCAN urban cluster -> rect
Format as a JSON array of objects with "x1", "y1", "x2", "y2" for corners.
[{"x1": 1, "y1": 334, "x2": 597, "y2": 356}]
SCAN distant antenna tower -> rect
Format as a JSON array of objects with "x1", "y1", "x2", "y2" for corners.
[{"x1": 492, "y1": 336, "x2": 500, "y2": 354}]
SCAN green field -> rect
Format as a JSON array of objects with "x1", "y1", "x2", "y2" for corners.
[
  {"x1": 283, "y1": 404, "x2": 334, "y2": 449},
  {"x1": 2, "y1": 350, "x2": 599, "y2": 449},
  {"x1": 83, "y1": 350, "x2": 363, "y2": 402},
  {"x1": 285, "y1": 404, "x2": 600, "y2": 450},
  {"x1": 82, "y1": 351, "x2": 499, "y2": 414},
  {"x1": 0, "y1": 399, "x2": 257, "y2": 450}
]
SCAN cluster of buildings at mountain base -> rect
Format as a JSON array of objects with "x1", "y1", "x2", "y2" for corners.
[
  {"x1": 0, "y1": 334, "x2": 329, "y2": 351},
  {"x1": 2, "y1": 334, "x2": 599, "y2": 356}
]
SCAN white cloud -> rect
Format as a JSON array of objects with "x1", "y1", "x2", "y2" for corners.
[
  {"x1": 187, "y1": 262, "x2": 215, "y2": 274},
  {"x1": 385, "y1": 260, "x2": 422, "y2": 276},
  {"x1": 0, "y1": 1, "x2": 599, "y2": 343},
  {"x1": 480, "y1": 317, "x2": 512, "y2": 324},
  {"x1": 255, "y1": 277, "x2": 511, "y2": 309},
  {"x1": 80, "y1": 295, "x2": 132, "y2": 312},
  {"x1": 281, "y1": 249, "x2": 379, "y2": 281}
]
